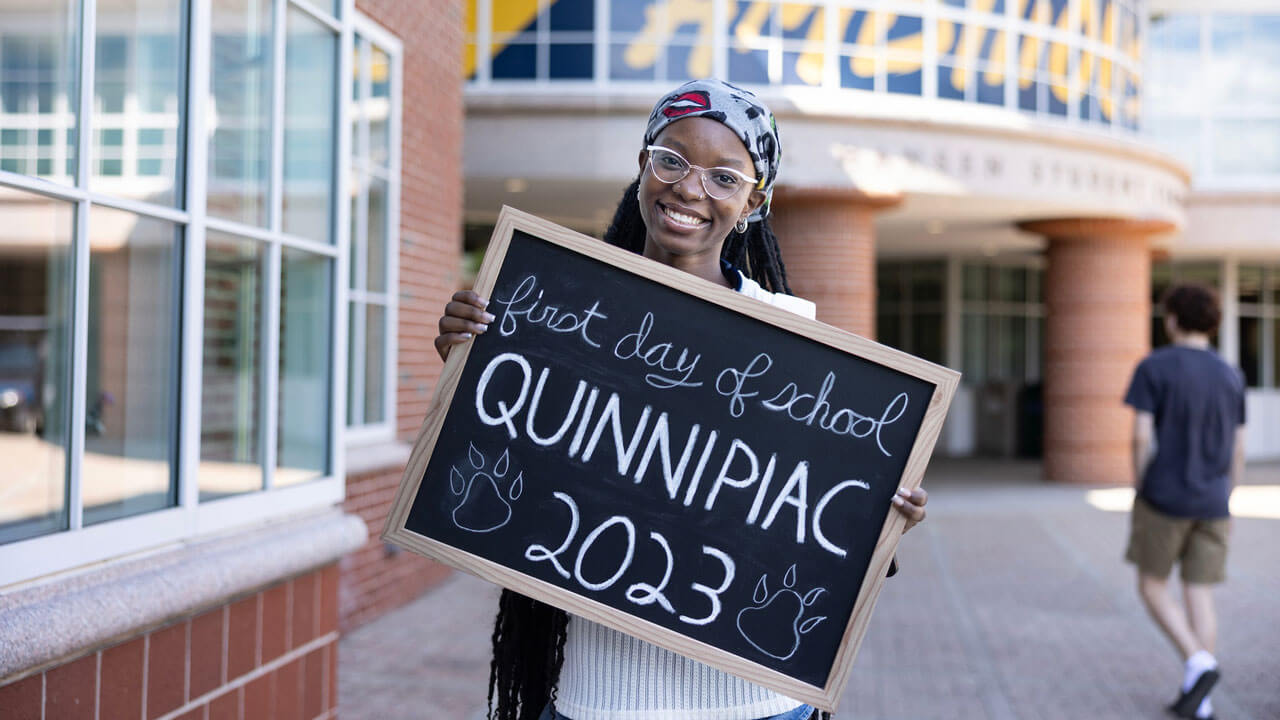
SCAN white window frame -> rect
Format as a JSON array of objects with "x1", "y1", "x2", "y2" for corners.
[
  {"x1": 344, "y1": 13, "x2": 402, "y2": 446},
  {"x1": 0, "y1": 0, "x2": 361, "y2": 589}
]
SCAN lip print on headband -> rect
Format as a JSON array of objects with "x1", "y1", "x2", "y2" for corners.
[{"x1": 662, "y1": 90, "x2": 711, "y2": 118}]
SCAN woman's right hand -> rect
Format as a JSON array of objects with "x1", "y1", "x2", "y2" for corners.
[{"x1": 434, "y1": 290, "x2": 495, "y2": 361}]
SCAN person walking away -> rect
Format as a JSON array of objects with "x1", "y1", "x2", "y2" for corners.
[{"x1": 1124, "y1": 284, "x2": 1246, "y2": 720}]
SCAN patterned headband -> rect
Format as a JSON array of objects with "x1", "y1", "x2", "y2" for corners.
[{"x1": 643, "y1": 79, "x2": 781, "y2": 222}]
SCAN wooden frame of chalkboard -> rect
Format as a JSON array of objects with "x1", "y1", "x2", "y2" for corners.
[{"x1": 384, "y1": 206, "x2": 959, "y2": 711}]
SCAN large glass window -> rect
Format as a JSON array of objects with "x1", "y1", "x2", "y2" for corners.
[
  {"x1": 1147, "y1": 12, "x2": 1280, "y2": 183},
  {"x1": 347, "y1": 31, "x2": 398, "y2": 435},
  {"x1": 0, "y1": 186, "x2": 74, "y2": 544},
  {"x1": 1236, "y1": 264, "x2": 1280, "y2": 389},
  {"x1": 282, "y1": 6, "x2": 337, "y2": 241},
  {"x1": 277, "y1": 247, "x2": 332, "y2": 484},
  {"x1": 876, "y1": 260, "x2": 945, "y2": 365},
  {"x1": 959, "y1": 261, "x2": 1044, "y2": 385},
  {"x1": 83, "y1": 207, "x2": 181, "y2": 525},
  {"x1": 0, "y1": 0, "x2": 80, "y2": 182},
  {"x1": 200, "y1": 233, "x2": 265, "y2": 501},
  {"x1": 91, "y1": 0, "x2": 186, "y2": 207},
  {"x1": 208, "y1": 0, "x2": 273, "y2": 227},
  {"x1": 0, "y1": 0, "x2": 377, "y2": 587}
]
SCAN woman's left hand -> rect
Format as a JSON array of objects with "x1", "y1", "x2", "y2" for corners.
[{"x1": 891, "y1": 486, "x2": 928, "y2": 534}]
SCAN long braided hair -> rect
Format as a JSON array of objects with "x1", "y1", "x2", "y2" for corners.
[{"x1": 485, "y1": 177, "x2": 826, "y2": 720}]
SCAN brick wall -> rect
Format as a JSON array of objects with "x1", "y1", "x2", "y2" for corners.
[
  {"x1": 340, "y1": 465, "x2": 452, "y2": 630},
  {"x1": 0, "y1": 566, "x2": 339, "y2": 720},
  {"x1": 333, "y1": 0, "x2": 465, "y2": 629},
  {"x1": 355, "y1": 0, "x2": 465, "y2": 443},
  {"x1": 770, "y1": 190, "x2": 899, "y2": 339}
]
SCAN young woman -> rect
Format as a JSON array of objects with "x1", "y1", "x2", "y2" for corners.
[{"x1": 434, "y1": 79, "x2": 928, "y2": 720}]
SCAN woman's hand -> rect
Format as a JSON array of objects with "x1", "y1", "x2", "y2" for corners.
[
  {"x1": 434, "y1": 290, "x2": 494, "y2": 362},
  {"x1": 891, "y1": 486, "x2": 927, "y2": 534}
]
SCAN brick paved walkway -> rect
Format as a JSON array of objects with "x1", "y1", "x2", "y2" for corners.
[{"x1": 339, "y1": 460, "x2": 1280, "y2": 720}]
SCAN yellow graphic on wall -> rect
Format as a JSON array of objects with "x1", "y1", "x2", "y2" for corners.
[
  {"x1": 465, "y1": 0, "x2": 1140, "y2": 124},
  {"x1": 464, "y1": 0, "x2": 543, "y2": 79}
]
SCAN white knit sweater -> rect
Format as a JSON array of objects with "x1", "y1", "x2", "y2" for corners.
[
  {"x1": 554, "y1": 272, "x2": 814, "y2": 720},
  {"x1": 555, "y1": 617, "x2": 805, "y2": 720}
]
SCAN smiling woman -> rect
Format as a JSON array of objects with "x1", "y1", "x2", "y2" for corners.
[{"x1": 433, "y1": 78, "x2": 929, "y2": 720}]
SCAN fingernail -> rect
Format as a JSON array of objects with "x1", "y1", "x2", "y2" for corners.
[
  {"x1": 460, "y1": 332, "x2": 472, "y2": 339},
  {"x1": 476, "y1": 324, "x2": 488, "y2": 333},
  {"x1": 891, "y1": 495, "x2": 904, "y2": 506},
  {"x1": 478, "y1": 298, "x2": 489, "y2": 308},
  {"x1": 897, "y1": 487, "x2": 911, "y2": 497},
  {"x1": 482, "y1": 312, "x2": 496, "y2": 322}
]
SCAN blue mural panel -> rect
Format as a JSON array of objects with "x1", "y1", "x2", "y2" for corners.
[
  {"x1": 492, "y1": 43, "x2": 536, "y2": 79},
  {"x1": 549, "y1": 0, "x2": 593, "y2": 31},
  {"x1": 550, "y1": 44, "x2": 593, "y2": 79},
  {"x1": 728, "y1": 47, "x2": 770, "y2": 85}
]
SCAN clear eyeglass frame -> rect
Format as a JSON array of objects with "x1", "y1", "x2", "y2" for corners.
[{"x1": 644, "y1": 145, "x2": 757, "y2": 200}]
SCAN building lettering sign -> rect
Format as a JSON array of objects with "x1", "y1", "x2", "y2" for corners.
[
  {"x1": 384, "y1": 207, "x2": 960, "y2": 709},
  {"x1": 466, "y1": 0, "x2": 1142, "y2": 128}
]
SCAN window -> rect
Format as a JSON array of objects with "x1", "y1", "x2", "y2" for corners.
[
  {"x1": 0, "y1": 1, "x2": 79, "y2": 182},
  {"x1": 1237, "y1": 264, "x2": 1280, "y2": 389},
  {"x1": 0, "y1": 0, "x2": 372, "y2": 587},
  {"x1": 958, "y1": 261, "x2": 1044, "y2": 385},
  {"x1": 346, "y1": 25, "x2": 401, "y2": 439},
  {"x1": 1147, "y1": 12, "x2": 1280, "y2": 184},
  {"x1": 876, "y1": 261, "x2": 945, "y2": 366},
  {"x1": 464, "y1": 0, "x2": 1141, "y2": 134}
]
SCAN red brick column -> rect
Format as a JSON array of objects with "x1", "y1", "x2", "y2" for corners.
[
  {"x1": 1019, "y1": 218, "x2": 1175, "y2": 485},
  {"x1": 769, "y1": 188, "x2": 902, "y2": 338}
]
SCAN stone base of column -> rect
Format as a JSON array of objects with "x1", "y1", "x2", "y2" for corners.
[
  {"x1": 1019, "y1": 218, "x2": 1174, "y2": 485},
  {"x1": 769, "y1": 188, "x2": 901, "y2": 339}
]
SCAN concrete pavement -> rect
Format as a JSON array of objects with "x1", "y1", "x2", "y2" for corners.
[{"x1": 338, "y1": 460, "x2": 1280, "y2": 719}]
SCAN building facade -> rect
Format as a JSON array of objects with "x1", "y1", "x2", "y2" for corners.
[
  {"x1": 459, "y1": 0, "x2": 1280, "y2": 484},
  {"x1": 1, "y1": 0, "x2": 1277, "y2": 716},
  {"x1": 0, "y1": 0, "x2": 461, "y2": 716}
]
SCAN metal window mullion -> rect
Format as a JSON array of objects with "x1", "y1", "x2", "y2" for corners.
[
  {"x1": 262, "y1": 242, "x2": 281, "y2": 490},
  {"x1": 270, "y1": 0, "x2": 287, "y2": 236},
  {"x1": 80, "y1": 190, "x2": 191, "y2": 224},
  {"x1": 347, "y1": 35, "x2": 370, "y2": 427},
  {"x1": 1005, "y1": 0, "x2": 1017, "y2": 111},
  {"x1": 945, "y1": 255, "x2": 964, "y2": 374},
  {"x1": 356, "y1": 36, "x2": 371, "y2": 294},
  {"x1": 1066, "y1": 0, "x2": 1078, "y2": 122},
  {"x1": 263, "y1": 0, "x2": 288, "y2": 490},
  {"x1": 594, "y1": 0, "x2": 609, "y2": 85},
  {"x1": 0, "y1": 169, "x2": 90, "y2": 202},
  {"x1": 537, "y1": 0, "x2": 551, "y2": 82},
  {"x1": 66, "y1": 0, "x2": 99, "y2": 531},
  {"x1": 922, "y1": 0, "x2": 937, "y2": 100},
  {"x1": 477, "y1": 0, "x2": 492, "y2": 85},
  {"x1": 823, "y1": 0, "x2": 837, "y2": 89},
  {"x1": 180, "y1": 0, "x2": 212, "y2": 512},
  {"x1": 382, "y1": 35, "x2": 402, "y2": 434},
  {"x1": 286, "y1": 0, "x2": 341, "y2": 33},
  {"x1": 331, "y1": 0, "x2": 354, "y2": 472}
]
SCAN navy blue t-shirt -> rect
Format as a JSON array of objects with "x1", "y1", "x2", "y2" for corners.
[{"x1": 1124, "y1": 345, "x2": 1245, "y2": 518}]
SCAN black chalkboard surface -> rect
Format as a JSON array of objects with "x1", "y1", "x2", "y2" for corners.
[{"x1": 384, "y1": 207, "x2": 959, "y2": 710}]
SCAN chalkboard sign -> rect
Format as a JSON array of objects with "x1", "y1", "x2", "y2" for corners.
[{"x1": 384, "y1": 207, "x2": 959, "y2": 710}]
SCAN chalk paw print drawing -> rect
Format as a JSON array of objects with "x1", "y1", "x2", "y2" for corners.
[
  {"x1": 450, "y1": 444, "x2": 523, "y2": 533},
  {"x1": 735, "y1": 564, "x2": 827, "y2": 661}
]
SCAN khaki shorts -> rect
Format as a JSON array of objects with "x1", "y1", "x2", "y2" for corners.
[{"x1": 1125, "y1": 496, "x2": 1229, "y2": 584}]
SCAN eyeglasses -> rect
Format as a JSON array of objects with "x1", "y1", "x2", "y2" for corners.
[{"x1": 644, "y1": 145, "x2": 757, "y2": 200}]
